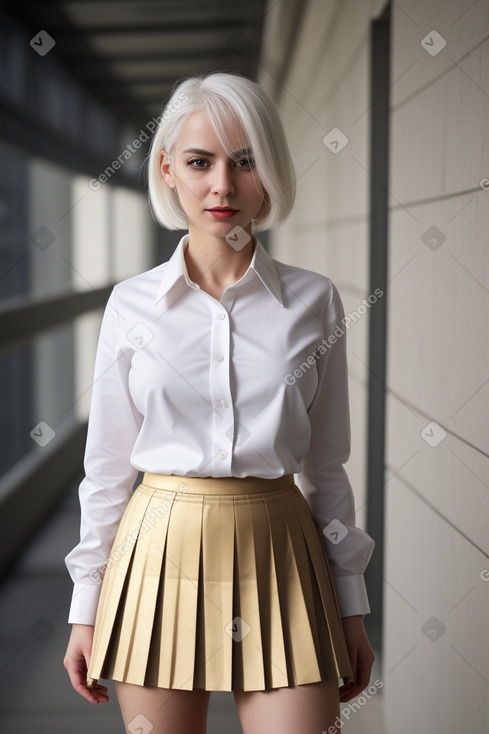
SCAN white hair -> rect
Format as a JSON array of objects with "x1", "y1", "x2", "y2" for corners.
[{"x1": 147, "y1": 72, "x2": 296, "y2": 231}]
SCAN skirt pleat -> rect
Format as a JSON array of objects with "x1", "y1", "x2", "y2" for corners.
[
  {"x1": 247, "y1": 495, "x2": 290, "y2": 689},
  {"x1": 86, "y1": 474, "x2": 354, "y2": 692},
  {"x1": 87, "y1": 489, "x2": 155, "y2": 683},
  {"x1": 295, "y1": 490, "x2": 350, "y2": 671},
  {"x1": 273, "y1": 490, "x2": 325, "y2": 684},
  {"x1": 99, "y1": 490, "x2": 174, "y2": 684},
  {"x1": 196, "y1": 497, "x2": 235, "y2": 690},
  {"x1": 159, "y1": 495, "x2": 202, "y2": 688}
]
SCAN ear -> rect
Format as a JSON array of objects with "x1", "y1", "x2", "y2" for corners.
[{"x1": 159, "y1": 149, "x2": 176, "y2": 190}]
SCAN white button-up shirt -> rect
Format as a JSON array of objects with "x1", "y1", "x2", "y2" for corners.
[{"x1": 64, "y1": 233, "x2": 375, "y2": 625}]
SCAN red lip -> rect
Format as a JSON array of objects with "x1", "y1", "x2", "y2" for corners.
[
  {"x1": 206, "y1": 207, "x2": 239, "y2": 220},
  {"x1": 206, "y1": 207, "x2": 239, "y2": 212}
]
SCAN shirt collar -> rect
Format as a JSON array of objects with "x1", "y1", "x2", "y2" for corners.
[{"x1": 153, "y1": 233, "x2": 284, "y2": 308}]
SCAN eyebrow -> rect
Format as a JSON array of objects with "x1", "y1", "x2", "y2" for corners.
[{"x1": 182, "y1": 147, "x2": 253, "y2": 158}]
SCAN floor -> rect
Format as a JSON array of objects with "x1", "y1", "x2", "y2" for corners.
[{"x1": 0, "y1": 476, "x2": 388, "y2": 733}]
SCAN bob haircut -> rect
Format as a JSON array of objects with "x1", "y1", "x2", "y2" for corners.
[{"x1": 147, "y1": 72, "x2": 296, "y2": 232}]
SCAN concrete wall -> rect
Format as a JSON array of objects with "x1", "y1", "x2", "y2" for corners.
[{"x1": 259, "y1": 1, "x2": 489, "y2": 732}]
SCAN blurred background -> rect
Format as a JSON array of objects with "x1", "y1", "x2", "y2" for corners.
[{"x1": 0, "y1": 1, "x2": 488, "y2": 732}]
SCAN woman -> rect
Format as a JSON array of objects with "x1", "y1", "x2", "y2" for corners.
[{"x1": 63, "y1": 71, "x2": 376, "y2": 734}]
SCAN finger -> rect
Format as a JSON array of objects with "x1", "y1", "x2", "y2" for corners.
[
  {"x1": 73, "y1": 680, "x2": 105, "y2": 704},
  {"x1": 88, "y1": 681, "x2": 108, "y2": 692},
  {"x1": 339, "y1": 675, "x2": 371, "y2": 703},
  {"x1": 67, "y1": 665, "x2": 108, "y2": 704},
  {"x1": 355, "y1": 652, "x2": 374, "y2": 688},
  {"x1": 339, "y1": 683, "x2": 363, "y2": 702},
  {"x1": 92, "y1": 689, "x2": 110, "y2": 703},
  {"x1": 91, "y1": 684, "x2": 109, "y2": 698},
  {"x1": 74, "y1": 676, "x2": 109, "y2": 704},
  {"x1": 356, "y1": 664, "x2": 371, "y2": 691},
  {"x1": 338, "y1": 681, "x2": 354, "y2": 702},
  {"x1": 338, "y1": 671, "x2": 362, "y2": 700}
]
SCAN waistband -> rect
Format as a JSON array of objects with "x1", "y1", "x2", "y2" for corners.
[{"x1": 141, "y1": 472, "x2": 295, "y2": 495}]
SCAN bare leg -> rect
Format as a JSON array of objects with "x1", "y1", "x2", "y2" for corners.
[
  {"x1": 115, "y1": 681, "x2": 211, "y2": 734},
  {"x1": 234, "y1": 678, "x2": 341, "y2": 734}
]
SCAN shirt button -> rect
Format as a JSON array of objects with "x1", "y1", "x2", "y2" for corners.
[
  {"x1": 219, "y1": 399, "x2": 228, "y2": 408},
  {"x1": 217, "y1": 353, "x2": 224, "y2": 361},
  {"x1": 219, "y1": 450, "x2": 227, "y2": 459},
  {"x1": 217, "y1": 313, "x2": 226, "y2": 320}
]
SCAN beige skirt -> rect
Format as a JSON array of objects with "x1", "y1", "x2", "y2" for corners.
[{"x1": 86, "y1": 473, "x2": 354, "y2": 692}]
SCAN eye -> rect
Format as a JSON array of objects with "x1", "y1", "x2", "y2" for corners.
[
  {"x1": 235, "y1": 157, "x2": 255, "y2": 169},
  {"x1": 187, "y1": 158, "x2": 209, "y2": 168},
  {"x1": 186, "y1": 156, "x2": 255, "y2": 169}
]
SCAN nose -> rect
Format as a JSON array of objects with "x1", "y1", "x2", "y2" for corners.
[{"x1": 210, "y1": 162, "x2": 235, "y2": 197}]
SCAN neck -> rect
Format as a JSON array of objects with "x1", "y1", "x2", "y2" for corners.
[{"x1": 184, "y1": 225, "x2": 256, "y2": 289}]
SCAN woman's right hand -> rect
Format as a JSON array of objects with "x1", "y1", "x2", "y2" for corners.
[{"x1": 63, "y1": 623, "x2": 109, "y2": 704}]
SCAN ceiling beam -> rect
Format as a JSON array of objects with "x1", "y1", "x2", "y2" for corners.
[{"x1": 33, "y1": 20, "x2": 247, "y2": 34}]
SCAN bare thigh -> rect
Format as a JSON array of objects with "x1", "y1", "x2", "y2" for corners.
[
  {"x1": 233, "y1": 678, "x2": 341, "y2": 734},
  {"x1": 115, "y1": 680, "x2": 211, "y2": 734}
]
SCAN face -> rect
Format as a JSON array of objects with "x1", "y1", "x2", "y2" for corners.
[{"x1": 159, "y1": 109, "x2": 266, "y2": 241}]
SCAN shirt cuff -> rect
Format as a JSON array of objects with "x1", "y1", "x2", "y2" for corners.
[
  {"x1": 332, "y1": 574, "x2": 371, "y2": 617},
  {"x1": 67, "y1": 583, "x2": 102, "y2": 625}
]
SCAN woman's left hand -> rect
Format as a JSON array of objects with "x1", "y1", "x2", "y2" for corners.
[{"x1": 338, "y1": 614, "x2": 376, "y2": 703}]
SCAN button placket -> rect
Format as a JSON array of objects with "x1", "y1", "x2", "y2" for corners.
[{"x1": 209, "y1": 306, "x2": 233, "y2": 473}]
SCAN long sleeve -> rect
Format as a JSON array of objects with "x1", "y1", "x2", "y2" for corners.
[
  {"x1": 64, "y1": 286, "x2": 143, "y2": 625},
  {"x1": 294, "y1": 280, "x2": 375, "y2": 618}
]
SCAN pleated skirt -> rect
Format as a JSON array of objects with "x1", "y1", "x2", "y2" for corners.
[{"x1": 86, "y1": 472, "x2": 354, "y2": 692}]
